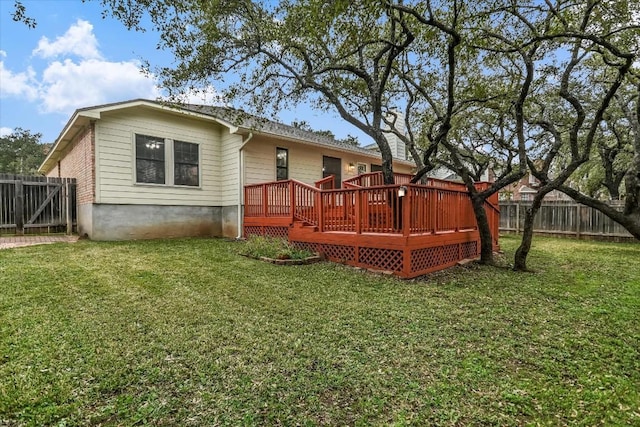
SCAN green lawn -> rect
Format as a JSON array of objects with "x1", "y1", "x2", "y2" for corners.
[{"x1": 1, "y1": 236, "x2": 638, "y2": 426}]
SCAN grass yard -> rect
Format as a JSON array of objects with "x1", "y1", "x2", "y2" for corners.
[{"x1": 0, "y1": 236, "x2": 638, "y2": 426}]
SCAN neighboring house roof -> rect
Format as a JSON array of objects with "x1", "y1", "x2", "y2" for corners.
[
  {"x1": 39, "y1": 98, "x2": 414, "y2": 173},
  {"x1": 519, "y1": 185, "x2": 537, "y2": 194}
]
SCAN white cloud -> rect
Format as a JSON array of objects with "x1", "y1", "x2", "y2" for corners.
[
  {"x1": 0, "y1": 20, "x2": 161, "y2": 115},
  {"x1": 0, "y1": 50, "x2": 6, "y2": 58},
  {"x1": 39, "y1": 58, "x2": 160, "y2": 114},
  {"x1": 0, "y1": 127, "x2": 13, "y2": 137},
  {"x1": 0, "y1": 60, "x2": 39, "y2": 100},
  {"x1": 33, "y1": 19, "x2": 101, "y2": 60}
]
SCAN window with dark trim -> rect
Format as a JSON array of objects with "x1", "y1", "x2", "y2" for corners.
[
  {"x1": 136, "y1": 134, "x2": 165, "y2": 184},
  {"x1": 135, "y1": 134, "x2": 200, "y2": 186},
  {"x1": 174, "y1": 140, "x2": 199, "y2": 186},
  {"x1": 276, "y1": 147, "x2": 288, "y2": 181}
]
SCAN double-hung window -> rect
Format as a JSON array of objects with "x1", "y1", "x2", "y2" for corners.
[
  {"x1": 174, "y1": 140, "x2": 199, "y2": 186},
  {"x1": 136, "y1": 135, "x2": 166, "y2": 184},
  {"x1": 276, "y1": 147, "x2": 288, "y2": 181},
  {"x1": 135, "y1": 134, "x2": 200, "y2": 187}
]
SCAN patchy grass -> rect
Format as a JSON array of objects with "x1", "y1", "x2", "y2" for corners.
[
  {"x1": 238, "y1": 236, "x2": 315, "y2": 260},
  {"x1": 0, "y1": 235, "x2": 638, "y2": 426}
]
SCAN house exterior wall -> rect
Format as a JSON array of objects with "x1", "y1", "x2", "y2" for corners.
[
  {"x1": 45, "y1": 124, "x2": 95, "y2": 236},
  {"x1": 499, "y1": 174, "x2": 572, "y2": 202},
  {"x1": 45, "y1": 103, "x2": 415, "y2": 241},
  {"x1": 94, "y1": 108, "x2": 223, "y2": 206},
  {"x1": 243, "y1": 135, "x2": 414, "y2": 187},
  {"x1": 220, "y1": 130, "x2": 243, "y2": 206}
]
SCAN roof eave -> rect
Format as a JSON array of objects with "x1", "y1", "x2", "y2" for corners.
[
  {"x1": 38, "y1": 111, "x2": 94, "y2": 174},
  {"x1": 234, "y1": 126, "x2": 414, "y2": 166}
]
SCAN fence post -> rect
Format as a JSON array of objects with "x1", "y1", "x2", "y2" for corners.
[
  {"x1": 15, "y1": 180, "x2": 24, "y2": 235},
  {"x1": 515, "y1": 202, "x2": 520, "y2": 234},
  {"x1": 65, "y1": 179, "x2": 73, "y2": 235},
  {"x1": 576, "y1": 204, "x2": 581, "y2": 239}
]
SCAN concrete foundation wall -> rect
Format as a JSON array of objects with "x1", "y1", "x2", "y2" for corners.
[
  {"x1": 77, "y1": 204, "x2": 94, "y2": 238},
  {"x1": 221, "y1": 205, "x2": 239, "y2": 238},
  {"x1": 81, "y1": 204, "x2": 244, "y2": 241}
]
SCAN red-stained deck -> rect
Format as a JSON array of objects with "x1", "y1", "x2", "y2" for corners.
[{"x1": 243, "y1": 172, "x2": 500, "y2": 278}]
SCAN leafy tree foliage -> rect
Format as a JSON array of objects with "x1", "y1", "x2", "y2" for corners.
[
  {"x1": 95, "y1": 0, "x2": 638, "y2": 268},
  {"x1": 100, "y1": 0, "x2": 419, "y2": 185},
  {"x1": 0, "y1": 128, "x2": 48, "y2": 175},
  {"x1": 10, "y1": 0, "x2": 36, "y2": 28}
]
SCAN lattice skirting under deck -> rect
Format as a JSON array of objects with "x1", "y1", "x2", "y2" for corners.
[
  {"x1": 244, "y1": 226, "x2": 289, "y2": 239},
  {"x1": 292, "y1": 240, "x2": 478, "y2": 277},
  {"x1": 410, "y1": 241, "x2": 479, "y2": 275},
  {"x1": 248, "y1": 225, "x2": 480, "y2": 278}
]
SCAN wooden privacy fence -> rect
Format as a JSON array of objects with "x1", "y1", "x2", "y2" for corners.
[
  {"x1": 0, "y1": 174, "x2": 76, "y2": 235},
  {"x1": 499, "y1": 200, "x2": 635, "y2": 242}
]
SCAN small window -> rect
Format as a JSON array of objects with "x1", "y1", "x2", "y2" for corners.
[
  {"x1": 136, "y1": 134, "x2": 165, "y2": 184},
  {"x1": 276, "y1": 147, "x2": 288, "y2": 181},
  {"x1": 174, "y1": 140, "x2": 199, "y2": 186}
]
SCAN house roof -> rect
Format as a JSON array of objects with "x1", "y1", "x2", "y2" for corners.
[
  {"x1": 519, "y1": 185, "x2": 537, "y2": 194},
  {"x1": 39, "y1": 98, "x2": 414, "y2": 173}
]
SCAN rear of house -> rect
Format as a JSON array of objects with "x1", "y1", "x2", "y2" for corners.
[{"x1": 39, "y1": 99, "x2": 415, "y2": 240}]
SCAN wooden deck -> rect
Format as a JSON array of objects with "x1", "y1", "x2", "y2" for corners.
[{"x1": 244, "y1": 172, "x2": 500, "y2": 278}]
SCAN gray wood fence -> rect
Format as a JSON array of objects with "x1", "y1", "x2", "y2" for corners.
[
  {"x1": 0, "y1": 174, "x2": 76, "y2": 235},
  {"x1": 499, "y1": 200, "x2": 635, "y2": 242}
]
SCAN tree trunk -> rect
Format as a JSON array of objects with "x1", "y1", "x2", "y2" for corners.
[
  {"x1": 624, "y1": 152, "x2": 640, "y2": 220},
  {"x1": 513, "y1": 192, "x2": 545, "y2": 271},
  {"x1": 376, "y1": 134, "x2": 395, "y2": 185},
  {"x1": 605, "y1": 183, "x2": 620, "y2": 200},
  {"x1": 471, "y1": 194, "x2": 494, "y2": 264},
  {"x1": 558, "y1": 184, "x2": 640, "y2": 240}
]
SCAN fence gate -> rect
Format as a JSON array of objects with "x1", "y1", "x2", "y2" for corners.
[{"x1": 0, "y1": 174, "x2": 76, "y2": 235}]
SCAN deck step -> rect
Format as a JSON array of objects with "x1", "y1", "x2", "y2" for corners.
[{"x1": 293, "y1": 221, "x2": 319, "y2": 232}]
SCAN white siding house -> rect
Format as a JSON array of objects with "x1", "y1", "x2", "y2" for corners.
[{"x1": 39, "y1": 99, "x2": 415, "y2": 240}]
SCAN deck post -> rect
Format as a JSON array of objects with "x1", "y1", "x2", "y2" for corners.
[
  {"x1": 432, "y1": 188, "x2": 438, "y2": 234},
  {"x1": 262, "y1": 184, "x2": 268, "y2": 217},
  {"x1": 316, "y1": 191, "x2": 324, "y2": 232},
  {"x1": 455, "y1": 192, "x2": 461, "y2": 232},
  {"x1": 289, "y1": 180, "x2": 295, "y2": 220},
  {"x1": 402, "y1": 187, "x2": 411, "y2": 237},
  {"x1": 355, "y1": 188, "x2": 362, "y2": 234}
]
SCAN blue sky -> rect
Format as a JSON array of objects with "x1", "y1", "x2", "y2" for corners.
[{"x1": 0, "y1": 0, "x2": 363, "y2": 144}]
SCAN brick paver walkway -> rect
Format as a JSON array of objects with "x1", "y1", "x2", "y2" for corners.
[{"x1": 0, "y1": 235, "x2": 79, "y2": 250}]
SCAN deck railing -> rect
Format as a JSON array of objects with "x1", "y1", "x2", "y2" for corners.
[
  {"x1": 314, "y1": 175, "x2": 335, "y2": 190},
  {"x1": 244, "y1": 174, "x2": 501, "y2": 278},
  {"x1": 244, "y1": 178, "x2": 495, "y2": 237},
  {"x1": 342, "y1": 172, "x2": 466, "y2": 190}
]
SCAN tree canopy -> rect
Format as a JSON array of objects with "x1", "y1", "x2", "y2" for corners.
[{"x1": 0, "y1": 128, "x2": 48, "y2": 175}]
